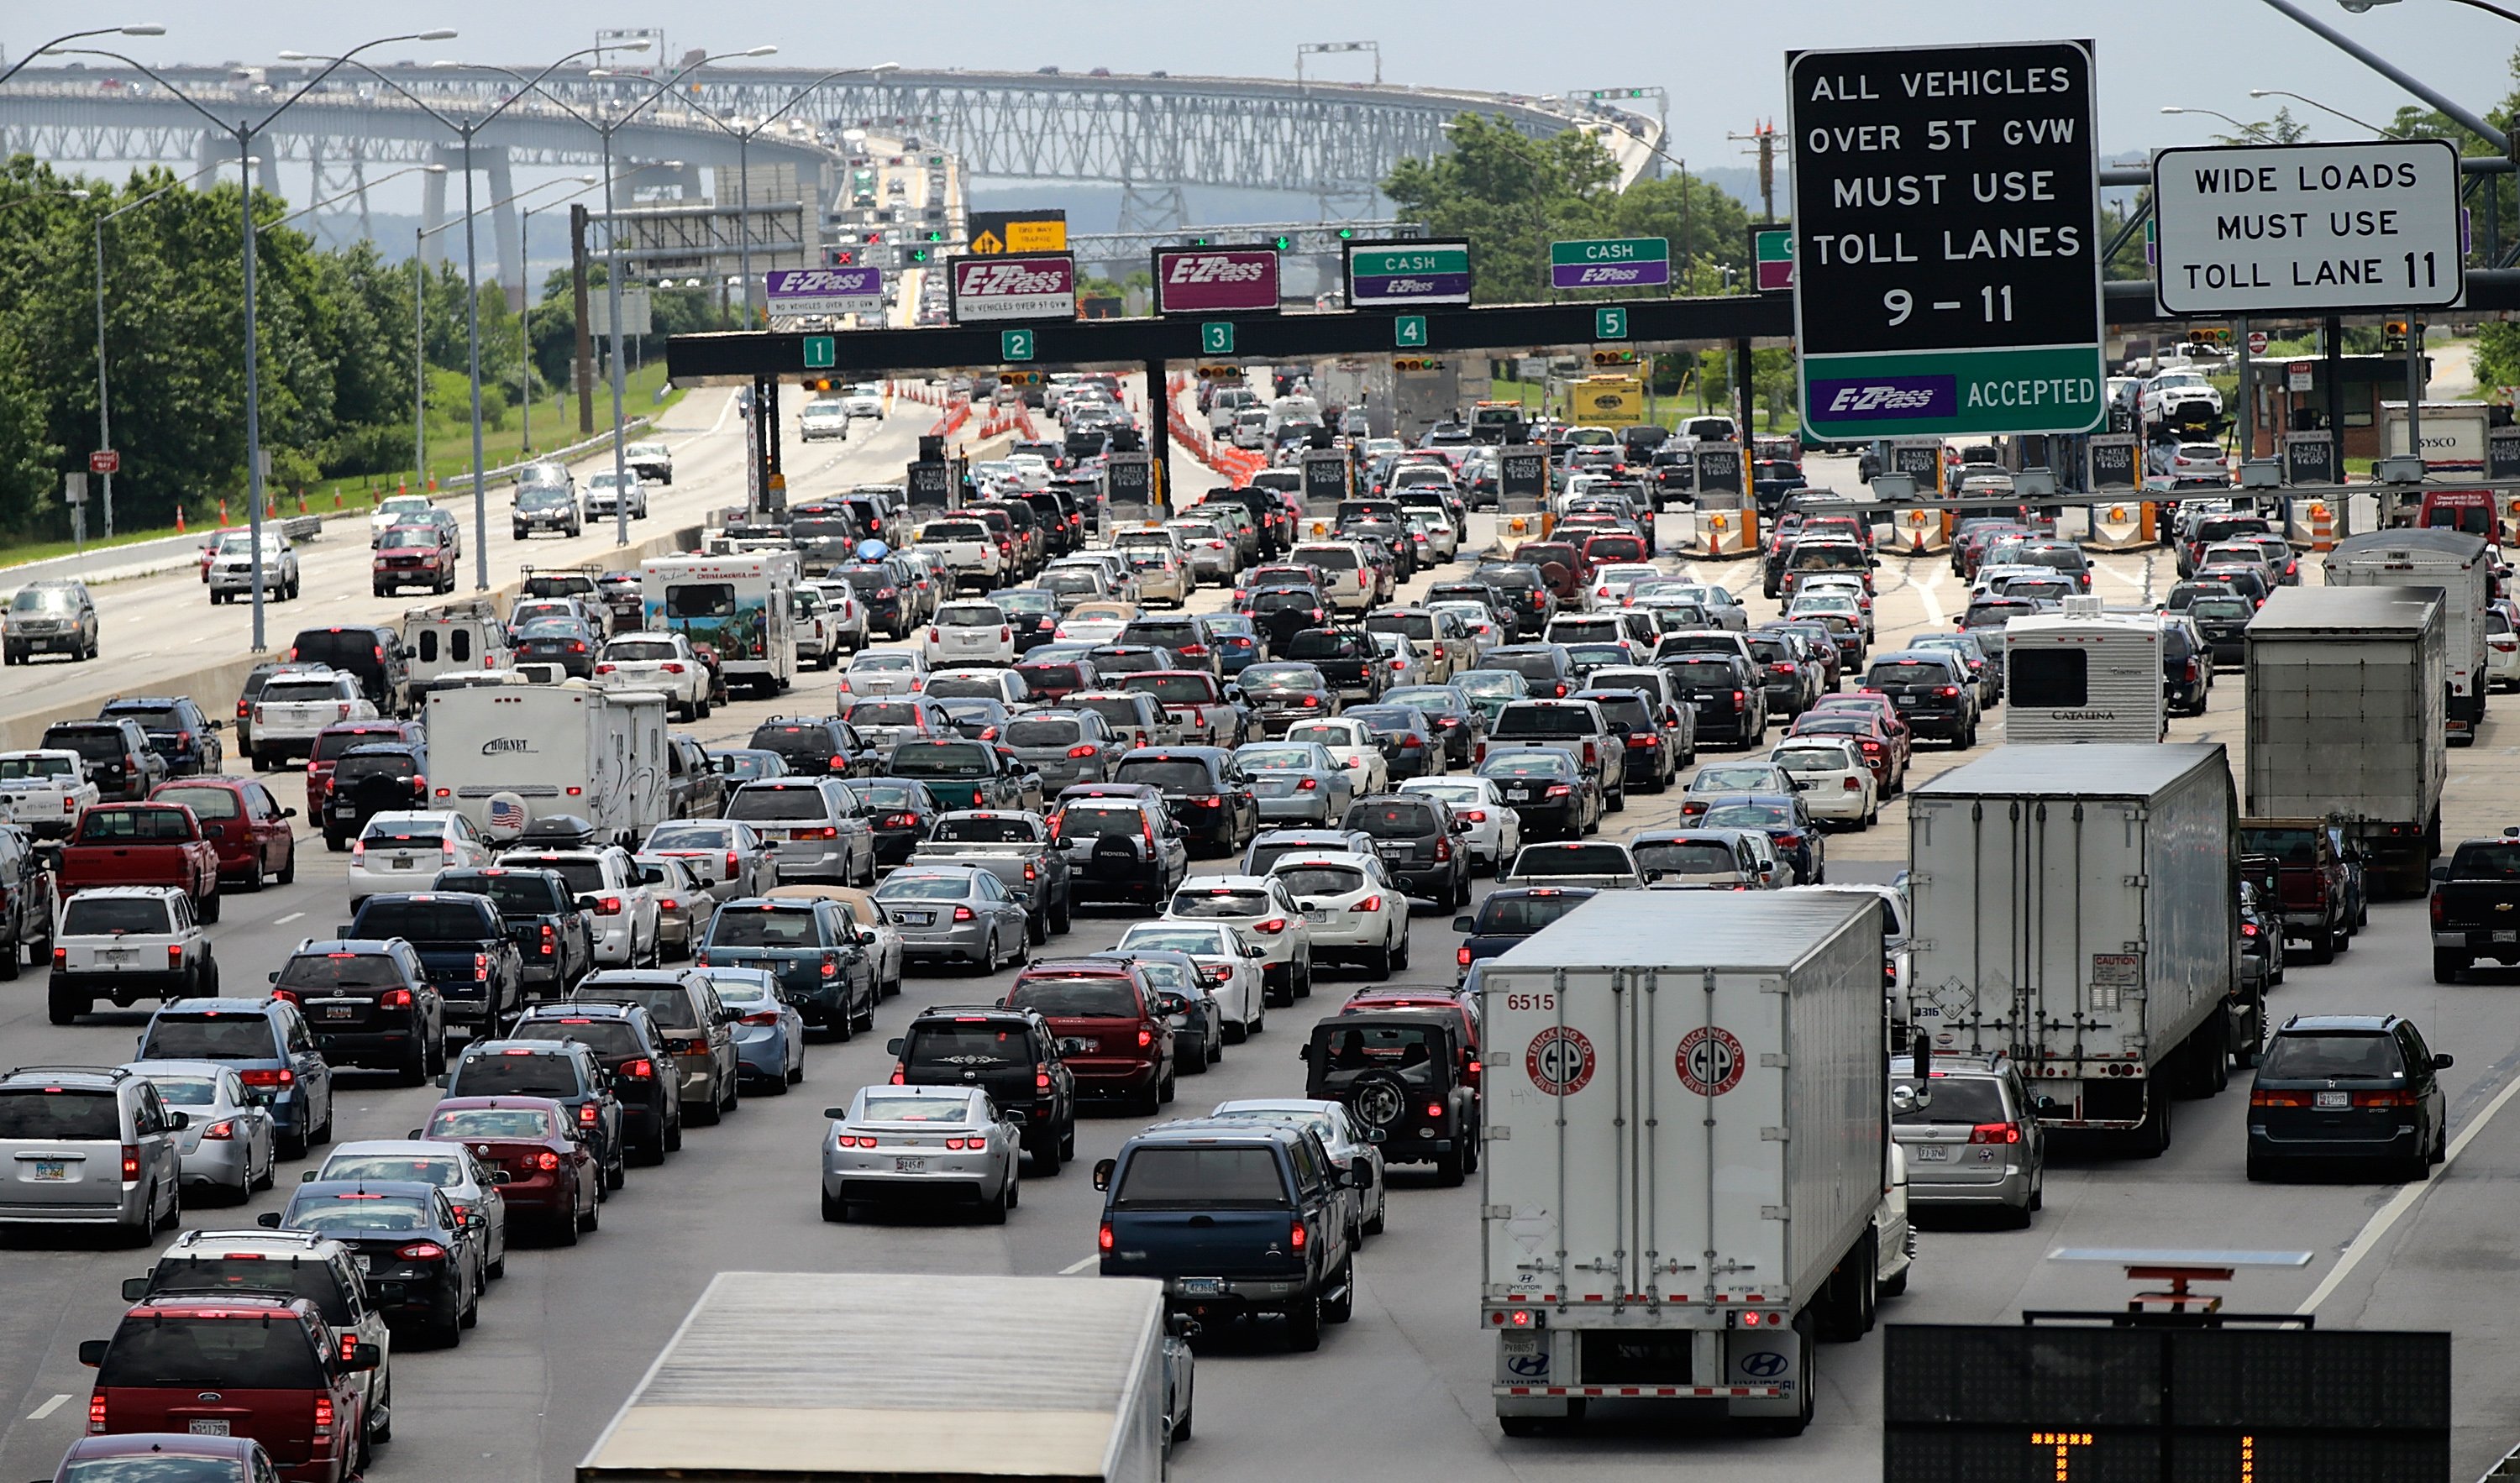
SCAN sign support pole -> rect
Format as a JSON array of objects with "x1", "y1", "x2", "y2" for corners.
[
  {"x1": 2408, "y1": 319, "x2": 2425, "y2": 464},
  {"x1": 2326, "y1": 315, "x2": 2348, "y2": 539},
  {"x1": 2235, "y1": 317, "x2": 2254, "y2": 460},
  {"x1": 1733, "y1": 338, "x2": 1754, "y2": 443},
  {"x1": 1145, "y1": 358, "x2": 1171, "y2": 512}
]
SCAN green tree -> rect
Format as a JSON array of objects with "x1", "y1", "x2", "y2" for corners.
[{"x1": 1383, "y1": 113, "x2": 1620, "y2": 302}]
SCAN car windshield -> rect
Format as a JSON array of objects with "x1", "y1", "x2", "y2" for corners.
[
  {"x1": 2191, "y1": 598, "x2": 2253, "y2": 621},
  {"x1": 646, "y1": 823, "x2": 734, "y2": 852},
  {"x1": 1494, "y1": 706, "x2": 1589, "y2": 738},
  {"x1": 1236, "y1": 746, "x2": 1320, "y2": 771},
  {"x1": 876, "y1": 874, "x2": 978, "y2": 902},
  {"x1": 937, "y1": 605, "x2": 1004, "y2": 628},
  {"x1": 856, "y1": 1095, "x2": 979, "y2": 1124},
  {"x1": 1482, "y1": 753, "x2": 1571, "y2": 778},
  {"x1": 60, "y1": 896, "x2": 173, "y2": 935},
  {"x1": 353, "y1": 901, "x2": 487, "y2": 942},
  {"x1": 1892, "y1": 1075, "x2": 2008, "y2": 1124},
  {"x1": 1348, "y1": 802, "x2": 1436, "y2": 838},
  {"x1": 709, "y1": 909, "x2": 826, "y2": 947},
  {"x1": 425, "y1": 1107, "x2": 554, "y2": 1140},
  {"x1": 1314, "y1": 1024, "x2": 1442, "y2": 1080},
  {"x1": 906, "y1": 1024, "x2": 1031, "y2": 1070},
  {"x1": 11, "y1": 587, "x2": 77, "y2": 613},
  {"x1": 276, "y1": 953, "x2": 405, "y2": 991},
  {"x1": 97, "y1": 1318, "x2": 323, "y2": 1390},
  {"x1": 512, "y1": 1018, "x2": 647, "y2": 1056},
  {"x1": 452, "y1": 1055, "x2": 580, "y2": 1097},
  {"x1": 1773, "y1": 747, "x2": 1856, "y2": 773},
  {"x1": 2262, "y1": 1033, "x2": 2404, "y2": 1079},
  {"x1": 1240, "y1": 665, "x2": 1320, "y2": 691},
  {"x1": 323, "y1": 1154, "x2": 460, "y2": 1185},
  {"x1": 1122, "y1": 925, "x2": 1227, "y2": 955},
  {"x1": 1475, "y1": 893, "x2": 1592, "y2": 934},
  {"x1": 286, "y1": 1194, "x2": 433, "y2": 1234},
  {"x1": 1704, "y1": 802, "x2": 1793, "y2": 830},
  {"x1": 728, "y1": 788, "x2": 831, "y2": 823},
  {"x1": 846, "y1": 702, "x2": 921, "y2": 727},
  {"x1": 1053, "y1": 803, "x2": 1145, "y2": 838},
  {"x1": 0, "y1": 1088, "x2": 118, "y2": 1139},
  {"x1": 143, "y1": 1256, "x2": 348, "y2": 1323},
  {"x1": 139, "y1": 1076, "x2": 219, "y2": 1108},
  {"x1": 142, "y1": 1017, "x2": 273, "y2": 1061},
  {"x1": 1007, "y1": 976, "x2": 1140, "y2": 1016},
  {"x1": 933, "y1": 816, "x2": 1035, "y2": 845},
  {"x1": 1123, "y1": 674, "x2": 1215, "y2": 705},
  {"x1": 1005, "y1": 719, "x2": 1082, "y2": 747},
  {"x1": 0, "y1": 753, "x2": 73, "y2": 780},
  {"x1": 1168, "y1": 888, "x2": 1272, "y2": 919},
  {"x1": 1113, "y1": 759, "x2": 1213, "y2": 791}
]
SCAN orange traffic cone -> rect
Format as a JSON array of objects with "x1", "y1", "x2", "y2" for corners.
[
  {"x1": 175, "y1": 506, "x2": 185, "y2": 534},
  {"x1": 218, "y1": 499, "x2": 228, "y2": 526}
]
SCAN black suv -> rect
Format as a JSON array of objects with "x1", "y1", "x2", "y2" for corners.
[
  {"x1": 1861, "y1": 650, "x2": 1978, "y2": 747},
  {"x1": 747, "y1": 716, "x2": 869, "y2": 778},
  {"x1": 270, "y1": 937, "x2": 446, "y2": 1083},
  {"x1": 284, "y1": 625, "x2": 412, "y2": 717},
  {"x1": 1662, "y1": 653, "x2": 1767, "y2": 746},
  {"x1": 1302, "y1": 1009, "x2": 1479, "y2": 1185},
  {"x1": 40, "y1": 718, "x2": 166, "y2": 801},
  {"x1": 1120, "y1": 617, "x2": 1221, "y2": 678},
  {"x1": 1481, "y1": 643, "x2": 1578, "y2": 701},
  {"x1": 1110, "y1": 747, "x2": 1259, "y2": 855},
  {"x1": 1339, "y1": 794, "x2": 1473, "y2": 909},
  {"x1": 98, "y1": 696, "x2": 224, "y2": 778},
  {"x1": 326, "y1": 741, "x2": 429, "y2": 847},
  {"x1": 1746, "y1": 629, "x2": 1821, "y2": 717},
  {"x1": 348, "y1": 891, "x2": 527, "y2": 1036},
  {"x1": 888, "y1": 1004, "x2": 1079, "y2": 1172},
  {"x1": 2247, "y1": 1014, "x2": 2450, "y2": 1182},
  {"x1": 429, "y1": 867, "x2": 596, "y2": 997},
  {"x1": 1284, "y1": 628, "x2": 1383, "y2": 702},
  {"x1": 439, "y1": 1038, "x2": 627, "y2": 1194},
  {"x1": 509, "y1": 1001, "x2": 681, "y2": 1163}
]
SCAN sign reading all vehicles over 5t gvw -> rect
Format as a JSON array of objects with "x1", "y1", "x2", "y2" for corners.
[
  {"x1": 1788, "y1": 39, "x2": 2106, "y2": 440},
  {"x1": 2151, "y1": 139, "x2": 2465, "y2": 316},
  {"x1": 1152, "y1": 247, "x2": 1280, "y2": 315},
  {"x1": 948, "y1": 253, "x2": 1077, "y2": 325},
  {"x1": 1549, "y1": 237, "x2": 1670, "y2": 291},
  {"x1": 1346, "y1": 241, "x2": 1473, "y2": 307}
]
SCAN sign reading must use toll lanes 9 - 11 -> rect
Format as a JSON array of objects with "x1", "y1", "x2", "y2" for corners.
[{"x1": 1788, "y1": 39, "x2": 2105, "y2": 439}]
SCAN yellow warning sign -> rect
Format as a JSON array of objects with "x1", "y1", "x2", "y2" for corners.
[
  {"x1": 1005, "y1": 219, "x2": 1067, "y2": 251},
  {"x1": 969, "y1": 230, "x2": 1005, "y2": 255}
]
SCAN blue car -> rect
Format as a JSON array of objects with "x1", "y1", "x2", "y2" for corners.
[
  {"x1": 136, "y1": 996, "x2": 336, "y2": 1159},
  {"x1": 1204, "y1": 614, "x2": 1264, "y2": 677},
  {"x1": 701, "y1": 966, "x2": 807, "y2": 1091}
]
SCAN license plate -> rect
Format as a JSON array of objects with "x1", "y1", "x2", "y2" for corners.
[
  {"x1": 188, "y1": 1421, "x2": 231, "y2": 1437},
  {"x1": 1914, "y1": 1144, "x2": 1950, "y2": 1161},
  {"x1": 897, "y1": 910, "x2": 934, "y2": 925},
  {"x1": 1178, "y1": 1277, "x2": 1226, "y2": 1297},
  {"x1": 354, "y1": 1255, "x2": 372, "y2": 1272},
  {"x1": 2496, "y1": 930, "x2": 2517, "y2": 944},
  {"x1": 2316, "y1": 1091, "x2": 2349, "y2": 1108},
  {"x1": 103, "y1": 948, "x2": 134, "y2": 962},
  {"x1": 894, "y1": 1156, "x2": 927, "y2": 1173},
  {"x1": 31, "y1": 1160, "x2": 67, "y2": 1181},
  {"x1": 326, "y1": 1005, "x2": 357, "y2": 1019},
  {"x1": 1505, "y1": 786, "x2": 1530, "y2": 801},
  {"x1": 393, "y1": 856, "x2": 413, "y2": 871},
  {"x1": 1302, "y1": 909, "x2": 1328, "y2": 922},
  {"x1": 1895, "y1": 694, "x2": 1916, "y2": 706}
]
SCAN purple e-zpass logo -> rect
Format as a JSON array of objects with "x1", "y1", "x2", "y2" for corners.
[{"x1": 1810, "y1": 375, "x2": 1956, "y2": 422}]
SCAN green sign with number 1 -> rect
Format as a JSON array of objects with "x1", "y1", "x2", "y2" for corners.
[{"x1": 1000, "y1": 329, "x2": 1035, "y2": 362}]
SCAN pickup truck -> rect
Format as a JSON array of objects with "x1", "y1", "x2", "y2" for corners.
[
  {"x1": 907, "y1": 810, "x2": 1074, "y2": 940},
  {"x1": 56, "y1": 804, "x2": 223, "y2": 922},
  {"x1": 2429, "y1": 831, "x2": 2520, "y2": 982},
  {"x1": 1482, "y1": 699, "x2": 1625, "y2": 806},
  {"x1": 2239, "y1": 817, "x2": 2357, "y2": 964},
  {"x1": 1093, "y1": 1118, "x2": 1362, "y2": 1350},
  {"x1": 622, "y1": 440, "x2": 675, "y2": 485},
  {"x1": 1450, "y1": 884, "x2": 1598, "y2": 980},
  {"x1": 347, "y1": 891, "x2": 527, "y2": 1035},
  {"x1": 0, "y1": 749, "x2": 101, "y2": 838},
  {"x1": 1499, "y1": 841, "x2": 1646, "y2": 890},
  {"x1": 1118, "y1": 670, "x2": 1250, "y2": 748},
  {"x1": 911, "y1": 516, "x2": 1006, "y2": 592},
  {"x1": 428, "y1": 865, "x2": 596, "y2": 997},
  {"x1": 45, "y1": 884, "x2": 214, "y2": 1023}
]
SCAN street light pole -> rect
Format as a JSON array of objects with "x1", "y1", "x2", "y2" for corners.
[
  {"x1": 2246, "y1": 86, "x2": 2409, "y2": 136},
  {"x1": 516, "y1": 179, "x2": 606, "y2": 458},
  {"x1": 696, "y1": 63, "x2": 896, "y2": 327}
]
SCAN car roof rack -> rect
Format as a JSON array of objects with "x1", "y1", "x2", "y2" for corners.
[{"x1": 6, "y1": 1063, "x2": 129, "y2": 1080}]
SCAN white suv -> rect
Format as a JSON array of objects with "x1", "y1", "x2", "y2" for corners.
[
  {"x1": 921, "y1": 601, "x2": 1017, "y2": 668},
  {"x1": 595, "y1": 631, "x2": 713, "y2": 721},
  {"x1": 1163, "y1": 874, "x2": 1313, "y2": 1005},
  {"x1": 495, "y1": 846, "x2": 660, "y2": 967},
  {"x1": 49, "y1": 887, "x2": 218, "y2": 1024},
  {"x1": 348, "y1": 810, "x2": 497, "y2": 905},
  {"x1": 1263, "y1": 851, "x2": 1410, "y2": 980}
]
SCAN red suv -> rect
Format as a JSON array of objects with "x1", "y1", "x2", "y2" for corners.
[
  {"x1": 371, "y1": 524, "x2": 455, "y2": 596},
  {"x1": 412, "y1": 1095, "x2": 600, "y2": 1241},
  {"x1": 80, "y1": 1294, "x2": 379, "y2": 1483},
  {"x1": 305, "y1": 721, "x2": 423, "y2": 820},
  {"x1": 1003, "y1": 959, "x2": 1175, "y2": 1114},
  {"x1": 150, "y1": 776, "x2": 298, "y2": 889}
]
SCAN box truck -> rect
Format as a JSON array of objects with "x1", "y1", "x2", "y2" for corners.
[
  {"x1": 1479, "y1": 890, "x2": 1896, "y2": 1436},
  {"x1": 1907, "y1": 744, "x2": 2240, "y2": 1157},
  {"x1": 640, "y1": 552, "x2": 798, "y2": 697},
  {"x1": 2244, "y1": 586, "x2": 2446, "y2": 897},
  {"x1": 2000, "y1": 597, "x2": 2166, "y2": 743},
  {"x1": 576, "y1": 1271, "x2": 1175, "y2": 1482},
  {"x1": 424, "y1": 683, "x2": 669, "y2": 846},
  {"x1": 2322, "y1": 529, "x2": 2490, "y2": 745}
]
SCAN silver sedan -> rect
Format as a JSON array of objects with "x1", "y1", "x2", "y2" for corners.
[
  {"x1": 640, "y1": 818, "x2": 780, "y2": 902},
  {"x1": 871, "y1": 865, "x2": 1032, "y2": 972},
  {"x1": 820, "y1": 1084, "x2": 1023, "y2": 1223},
  {"x1": 315, "y1": 1137, "x2": 511, "y2": 1283},
  {"x1": 1232, "y1": 741, "x2": 1356, "y2": 826},
  {"x1": 121, "y1": 1061, "x2": 275, "y2": 1203}
]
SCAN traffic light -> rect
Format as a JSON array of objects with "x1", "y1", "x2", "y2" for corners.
[
  {"x1": 1186, "y1": 235, "x2": 1213, "y2": 248},
  {"x1": 999, "y1": 370, "x2": 1044, "y2": 387},
  {"x1": 862, "y1": 232, "x2": 885, "y2": 244},
  {"x1": 1392, "y1": 358, "x2": 1441, "y2": 372},
  {"x1": 801, "y1": 376, "x2": 836, "y2": 392},
  {"x1": 2385, "y1": 320, "x2": 2411, "y2": 338},
  {"x1": 1194, "y1": 364, "x2": 1244, "y2": 382},
  {"x1": 922, "y1": 228, "x2": 946, "y2": 242},
  {"x1": 830, "y1": 249, "x2": 855, "y2": 266},
  {"x1": 1591, "y1": 348, "x2": 1639, "y2": 367},
  {"x1": 907, "y1": 246, "x2": 931, "y2": 265},
  {"x1": 1272, "y1": 235, "x2": 1293, "y2": 251},
  {"x1": 1336, "y1": 227, "x2": 1355, "y2": 240}
]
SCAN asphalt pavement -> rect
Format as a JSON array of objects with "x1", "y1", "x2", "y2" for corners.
[{"x1": 5, "y1": 445, "x2": 2520, "y2": 1480}]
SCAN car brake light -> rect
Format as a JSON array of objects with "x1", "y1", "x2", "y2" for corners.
[
  {"x1": 534, "y1": 1150, "x2": 561, "y2": 1171},
  {"x1": 1289, "y1": 1219, "x2": 1306, "y2": 1250},
  {"x1": 120, "y1": 1145, "x2": 140, "y2": 1181},
  {"x1": 1458, "y1": 945, "x2": 1474, "y2": 967},
  {"x1": 601, "y1": 896, "x2": 622, "y2": 914},
  {"x1": 1100, "y1": 1221, "x2": 1115, "y2": 1253},
  {"x1": 953, "y1": 904, "x2": 975, "y2": 922},
  {"x1": 396, "y1": 1240, "x2": 448, "y2": 1260},
  {"x1": 1968, "y1": 1123, "x2": 2021, "y2": 1145},
  {"x1": 239, "y1": 1068, "x2": 294, "y2": 1087}
]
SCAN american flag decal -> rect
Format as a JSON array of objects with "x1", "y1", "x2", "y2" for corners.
[{"x1": 487, "y1": 797, "x2": 528, "y2": 832}]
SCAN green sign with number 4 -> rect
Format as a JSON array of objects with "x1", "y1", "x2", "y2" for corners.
[
  {"x1": 1000, "y1": 329, "x2": 1035, "y2": 362},
  {"x1": 1200, "y1": 322, "x2": 1235, "y2": 355},
  {"x1": 1394, "y1": 315, "x2": 1427, "y2": 348}
]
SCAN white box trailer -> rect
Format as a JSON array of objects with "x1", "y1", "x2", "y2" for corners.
[
  {"x1": 1478, "y1": 890, "x2": 1888, "y2": 1434},
  {"x1": 2001, "y1": 599, "x2": 2165, "y2": 743},
  {"x1": 576, "y1": 1271, "x2": 1169, "y2": 1483},
  {"x1": 1907, "y1": 743, "x2": 2239, "y2": 1156},
  {"x1": 423, "y1": 684, "x2": 669, "y2": 846},
  {"x1": 2322, "y1": 528, "x2": 2490, "y2": 745},
  {"x1": 2244, "y1": 585, "x2": 2447, "y2": 897},
  {"x1": 639, "y1": 552, "x2": 798, "y2": 698}
]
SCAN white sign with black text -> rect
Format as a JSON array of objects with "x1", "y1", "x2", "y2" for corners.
[{"x1": 2152, "y1": 139, "x2": 2464, "y2": 316}]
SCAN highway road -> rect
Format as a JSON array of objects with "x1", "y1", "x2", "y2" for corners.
[{"x1": 6, "y1": 449, "x2": 2520, "y2": 1480}]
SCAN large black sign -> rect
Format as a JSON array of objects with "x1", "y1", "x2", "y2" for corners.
[
  {"x1": 2087, "y1": 435, "x2": 2139, "y2": 490},
  {"x1": 1694, "y1": 441, "x2": 1744, "y2": 495},
  {"x1": 1889, "y1": 440, "x2": 1945, "y2": 486},
  {"x1": 1106, "y1": 453, "x2": 1154, "y2": 509},
  {"x1": 1884, "y1": 1324, "x2": 2449, "y2": 1483},
  {"x1": 905, "y1": 460, "x2": 952, "y2": 509},
  {"x1": 2488, "y1": 427, "x2": 2520, "y2": 484},
  {"x1": 2282, "y1": 431, "x2": 2336, "y2": 488},
  {"x1": 1299, "y1": 452, "x2": 1352, "y2": 506},
  {"x1": 1499, "y1": 445, "x2": 1551, "y2": 506},
  {"x1": 1788, "y1": 41, "x2": 2103, "y2": 360}
]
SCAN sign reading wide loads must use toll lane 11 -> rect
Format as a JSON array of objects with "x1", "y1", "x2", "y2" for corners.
[
  {"x1": 1788, "y1": 39, "x2": 2105, "y2": 440},
  {"x1": 2150, "y1": 139, "x2": 2464, "y2": 316}
]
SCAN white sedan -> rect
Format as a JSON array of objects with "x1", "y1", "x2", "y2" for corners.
[
  {"x1": 1396, "y1": 775, "x2": 1524, "y2": 875},
  {"x1": 370, "y1": 493, "x2": 436, "y2": 546},
  {"x1": 348, "y1": 811, "x2": 496, "y2": 905},
  {"x1": 1116, "y1": 920, "x2": 1268, "y2": 1043},
  {"x1": 1162, "y1": 875, "x2": 1314, "y2": 1006},
  {"x1": 1282, "y1": 718, "x2": 1389, "y2": 795},
  {"x1": 837, "y1": 650, "x2": 928, "y2": 697},
  {"x1": 1767, "y1": 736, "x2": 1879, "y2": 828},
  {"x1": 1263, "y1": 850, "x2": 1410, "y2": 979}
]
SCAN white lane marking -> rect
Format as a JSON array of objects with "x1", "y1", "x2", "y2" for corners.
[
  {"x1": 1911, "y1": 568, "x2": 1945, "y2": 628},
  {"x1": 275, "y1": 912, "x2": 306, "y2": 925},
  {"x1": 2297, "y1": 1064, "x2": 2520, "y2": 1314},
  {"x1": 26, "y1": 1394, "x2": 70, "y2": 1420},
  {"x1": 1059, "y1": 1255, "x2": 1098, "y2": 1276},
  {"x1": 2093, "y1": 559, "x2": 2150, "y2": 595}
]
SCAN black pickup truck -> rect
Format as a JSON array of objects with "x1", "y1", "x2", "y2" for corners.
[
  {"x1": 428, "y1": 866, "x2": 596, "y2": 998},
  {"x1": 1094, "y1": 1118, "x2": 1361, "y2": 1352},
  {"x1": 2429, "y1": 830, "x2": 2520, "y2": 983},
  {"x1": 346, "y1": 892, "x2": 524, "y2": 1036}
]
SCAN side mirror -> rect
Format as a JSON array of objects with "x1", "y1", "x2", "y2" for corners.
[
  {"x1": 164, "y1": 1111, "x2": 188, "y2": 1130},
  {"x1": 576, "y1": 895, "x2": 603, "y2": 914},
  {"x1": 300, "y1": 1170, "x2": 319, "y2": 1183},
  {"x1": 281, "y1": 806, "x2": 298, "y2": 819},
  {"x1": 2431, "y1": 864, "x2": 2450, "y2": 882},
  {"x1": 1364, "y1": 1125, "x2": 1387, "y2": 1143},
  {"x1": 1351, "y1": 1161, "x2": 1376, "y2": 1188},
  {"x1": 1092, "y1": 1157, "x2": 1116, "y2": 1192},
  {"x1": 255, "y1": 1212, "x2": 283, "y2": 1229},
  {"x1": 491, "y1": 1171, "x2": 512, "y2": 1185},
  {"x1": 345, "y1": 1340, "x2": 382, "y2": 1372},
  {"x1": 1298, "y1": 1043, "x2": 1313, "y2": 1061},
  {"x1": 406, "y1": 1128, "x2": 425, "y2": 1140},
  {"x1": 1452, "y1": 817, "x2": 1474, "y2": 834},
  {"x1": 434, "y1": 1072, "x2": 451, "y2": 1089},
  {"x1": 858, "y1": 929, "x2": 879, "y2": 946},
  {"x1": 78, "y1": 1339, "x2": 108, "y2": 1368},
  {"x1": 1452, "y1": 914, "x2": 1475, "y2": 933},
  {"x1": 885, "y1": 1037, "x2": 905, "y2": 1056},
  {"x1": 2436, "y1": 1052, "x2": 2456, "y2": 1069},
  {"x1": 121, "y1": 1276, "x2": 149, "y2": 1302},
  {"x1": 1243, "y1": 943, "x2": 1266, "y2": 960}
]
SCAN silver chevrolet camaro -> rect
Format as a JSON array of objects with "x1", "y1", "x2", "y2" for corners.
[{"x1": 821, "y1": 1084, "x2": 1023, "y2": 1223}]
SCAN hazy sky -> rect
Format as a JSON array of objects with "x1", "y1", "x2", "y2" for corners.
[{"x1": 8, "y1": 0, "x2": 2513, "y2": 183}]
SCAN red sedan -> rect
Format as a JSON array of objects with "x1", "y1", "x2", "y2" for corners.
[
  {"x1": 415, "y1": 1096, "x2": 598, "y2": 1240},
  {"x1": 1787, "y1": 710, "x2": 1907, "y2": 796},
  {"x1": 149, "y1": 776, "x2": 297, "y2": 890}
]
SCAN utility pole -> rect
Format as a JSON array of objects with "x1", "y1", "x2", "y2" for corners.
[
  {"x1": 570, "y1": 203, "x2": 595, "y2": 435},
  {"x1": 1730, "y1": 121, "x2": 1779, "y2": 223}
]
